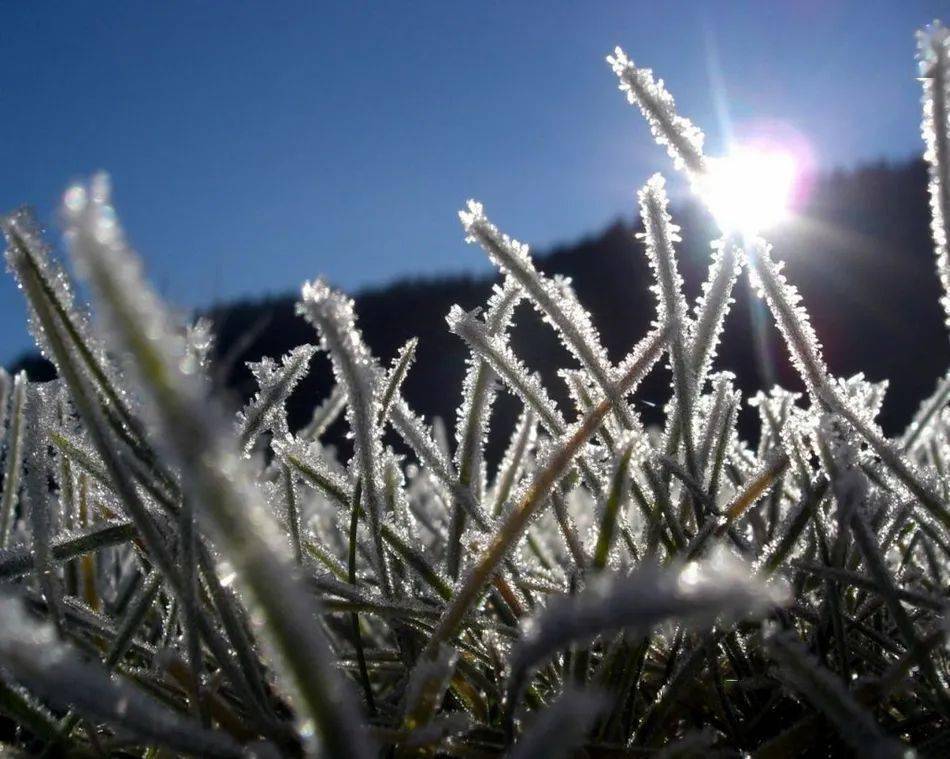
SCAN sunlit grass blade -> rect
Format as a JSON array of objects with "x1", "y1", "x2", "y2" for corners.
[
  {"x1": 607, "y1": 47, "x2": 706, "y2": 179},
  {"x1": 299, "y1": 384, "x2": 347, "y2": 441},
  {"x1": 451, "y1": 279, "x2": 522, "y2": 576},
  {"x1": 901, "y1": 369, "x2": 950, "y2": 452},
  {"x1": 423, "y1": 324, "x2": 669, "y2": 658},
  {"x1": 298, "y1": 279, "x2": 392, "y2": 598},
  {"x1": 237, "y1": 343, "x2": 317, "y2": 455},
  {"x1": 491, "y1": 408, "x2": 537, "y2": 517},
  {"x1": 918, "y1": 23, "x2": 950, "y2": 332},
  {"x1": 0, "y1": 371, "x2": 27, "y2": 548},
  {"x1": 378, "y1": 337, "x2": 417, "y2": 426},
  {"x1": 63, "y1": 176, "x2": 372, "y2": 758},
  {"x1": 639, "y1": 175, "x2": 698, "y2": 480},
  {"x1": 460, "y1": 201, "x2": 640, "y2": 431}
]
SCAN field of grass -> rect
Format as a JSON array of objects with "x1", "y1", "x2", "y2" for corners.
[{"x1": 0, "y1": 19, "x2": 948, "y2": 759}]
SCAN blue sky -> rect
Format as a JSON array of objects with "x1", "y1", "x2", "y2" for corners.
[{"x1": 1, "y1": 1, "x2": 945, "y2": 362}]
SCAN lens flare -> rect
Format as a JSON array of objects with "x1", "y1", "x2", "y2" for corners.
[{"x1": 701, "y1": 146, "x2": 799, "y2": 236}]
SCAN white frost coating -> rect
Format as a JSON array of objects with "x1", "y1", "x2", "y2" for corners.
[
  {"x1": 3, "y1": 210, "x2": 79, "y2": 353},
  {"x1": 638, "y1": 174, "x2": 689, "y2": 331},
  {"x1": 391, "y1": 399, "x2": 455, "y2": 482},
  {"x1": 237, "y1": 343, "x2": 317, "y2": 455},
  {"x1": 490, "y1": 408, "x2": 538, "y2": 517},
  {"x1": 23, "y1": 383, "x2": 65, "y2": 630},
  {"x1": 299, "y1": 384, "x2": 347, "y2": 442},
  {"x1": 832, "y1": 373, "x2": 888, "y2": 424},
  {"x1": 901, "y1": 368, "x2": 950, "y2": 452},
  {"x1": 380, "y1": 449, "x2": 414, "y2": 534},
  {"x1": 459, "y1": 202, "x2": 617, "y2": 403},
  {"x1": 2, "y1": 210, "x2": 117, "y2": 394},
  {"x1": 638, "y1": 175, "x2": 698, "y2": 466},
  {"x1": 379, "y1": 337, "x2": 417, "y2": 424},
  {"x1": 389, "y1": 395, "x2": 492, "y2": 532},
  {"x1": 688, "y1": 237, "x2": 742, "y2": 389},
  {"x1": 61, "y1": 174, "x2": 194, "y2": 418},
  {"x1": 448, "y1": 283, "x2": 517, "y2": 571},
  {"x1": 515, "y1": 323, "x2": 668, "y2": 509},
  {"x1": 560, "y1": 367, "x2": 596, "y2": 415},
  {"x1": 273, "y1": 434, "x2": 352, "y2": 506},
  {"x1": 745, "y1": 239, "x2": 830, "y2": 400},
  {"x1": 695, "y1": 373, "x2": 742, "y2": 486},
  {"x1": 607, "y1": 47, "x2": 706, "y2": 180},
  {"x1": 918, "y1": 22, "x2": 950, "y2": 332},
  {"x1": 749, "y1": 387, "x2": 802, "y2": 457}
]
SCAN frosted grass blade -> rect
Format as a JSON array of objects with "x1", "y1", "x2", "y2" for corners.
[
  {"x1": 608, "y1": 47, "x2": 706, "y2": 179},
  {"x1": 508, "y1": 549, "x2": 785, "y2": 717},
  {"x1": 0, "y1": 372, "x2": 27, "y2": 548},
  {"x1": 63, "y1": 176, "x2": 373, "y2": 758},
  {"x1": 919, "y1": 23, "x2": 950, "y2": 332},
  {"x1": 0, "y1": 595, "x2": 243, "y2": 757},
  {"x1": 237, "y1": 344, "x2": 317, "y2": 455},
  {"x1": 423, "y1": 324, "x2": 669, "y2": 657},
  {"x1": 298, "y1": 278, "x2": 392, "y2": 598}
]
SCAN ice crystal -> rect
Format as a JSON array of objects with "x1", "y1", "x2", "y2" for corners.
[
  {"x1": 181, "y1": 316, "x2": 214, "y2": 378},
  {"x1": 638, "y1": 174, "x2": 689, "y2": 331},
  {"x1": 298, "y1": 383, "x2": 347, "y2": 441}
]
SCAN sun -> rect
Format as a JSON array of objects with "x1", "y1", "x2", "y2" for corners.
[{"x1": 700, "y1": 145, "x2": 799, "y2": 237}]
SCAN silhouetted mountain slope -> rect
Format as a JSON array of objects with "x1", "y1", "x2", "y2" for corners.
[{"x1": 9, "y1": 159, "x2": 949, "y2": 462}]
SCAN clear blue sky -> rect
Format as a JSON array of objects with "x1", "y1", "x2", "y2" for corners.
[{"x1": 1, "y1": 1, "x2": 945, "y2": 362}]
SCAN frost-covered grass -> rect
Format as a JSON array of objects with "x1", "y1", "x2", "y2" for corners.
[{"x1": 0, "y1": 20, "x2": 949, "y2": 759}]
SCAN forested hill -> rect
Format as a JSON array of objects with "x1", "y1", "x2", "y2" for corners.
[{"x1": 11, "y1": 159, "x2": 949, "y2": 460}]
